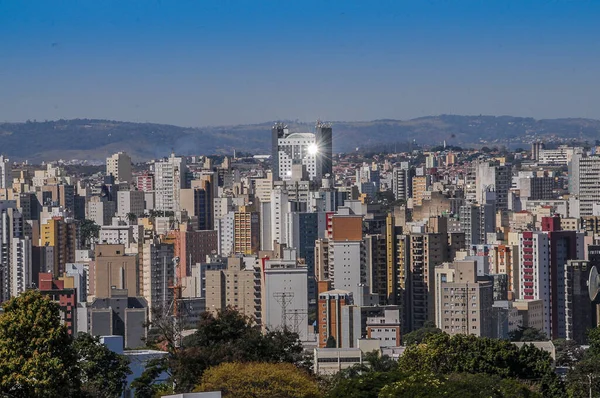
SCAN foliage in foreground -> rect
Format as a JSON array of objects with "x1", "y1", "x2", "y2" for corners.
[
  {"x1": 327, "y1": 332, "x2": 562, "y2": 398},
  {"x1": 135, "y1": 307, "x2": 309, "y2": 394},
  {"x1": 195, "y1": 362, "x2": 320, "y2": 398},
  {"x1": 0, "y1": 290, "x2": 131, "y2": 398},
  {"x1": 379, "y1": 372, "x2": 541, "y2": 398}
]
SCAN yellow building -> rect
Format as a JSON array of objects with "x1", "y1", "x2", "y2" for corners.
[
  {"x1": 233, "y1": 207, "x2": 260, "y2": 255},
  {"x1": 40, "y1": 217, "x2": 78, "y2": 276}
]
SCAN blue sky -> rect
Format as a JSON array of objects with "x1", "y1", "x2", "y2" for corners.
[{"x1": 1, "y1": 0, "x2": 599, "y2": 126}]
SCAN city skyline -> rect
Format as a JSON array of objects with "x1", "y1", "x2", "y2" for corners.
[{"x1": 2, "y1": 1, "x2": 600, "y2": 126}]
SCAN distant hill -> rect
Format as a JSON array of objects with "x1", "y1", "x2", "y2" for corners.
[{"x1": 1, "y1": 115, "x2": 599, "y2": 162}]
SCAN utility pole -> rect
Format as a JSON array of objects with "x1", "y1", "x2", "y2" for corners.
[{"x1": 273, "y1": 292, "x2": 294, "y2": 330}]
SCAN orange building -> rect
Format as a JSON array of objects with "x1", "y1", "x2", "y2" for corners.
[{"x1": 317, "y1": 280, "x2": 353, "y2": 348}]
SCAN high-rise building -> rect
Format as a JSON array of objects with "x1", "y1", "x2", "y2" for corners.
[
  {"x1": 286, "y1": 211, "x2": 319, "y2": 303},
  {"x1": 272, "y1": 122, "x2": 333, "y2": 182},
  {"x1": 541, "y1": 217, "x2": 584, "y2": 339},
  {"x1": 411, "y1": 175, "x2": 430, "y2": 207},
  {"x1": 271, "y1": 123, "x2": 289, "y2": 181},
  {"x1": 392, "y1": 165, "x2": 413, "y2": 202},
  {"x1": 106, "y1": 152, "x2": 132, "y2": 184},
  {"x1": 396, "y1": 231, "x2": 450, "y2": 332},
  {"x1": 93, "y1": 244, "x2": 138, "y2": 299},
  {"x1": 142, "y1": 241, "x2": 175, "y2": 313},
  {"x1": 136, "y1": 173, "x2": 154, "y2": 192},
  {"x1": 492, "y1": 244, "x2": 519, "y2": 298},
  {"x1": 262, "y1": 251, "x2": 309, "y2": 340},
  {"x1": 531, "y1": 142, "x2": 543, "y2": 161},
  {"x1": 205, "y1": 256, "x2": 257, "y2": 319},
  {"x1": 318, "y1": 280, "x2": 353, "y2": 348},
  {"x1": 315, "y1": 121, "x2": 333, "y2": 180},
  {"x1": 39, "y1": 273, "x2": 78, "y2": 335},
  {"x1": 10, "y1": 237, "x2": 32, "y2": 297},
  {"x1": 328, "y1": 212, "x2": 367, "y2": 305},
  {"x1": 87, "y1": 196, "x2": 116, "y2": 226},
  {"x1": 475, "y1": 161, "x2": 512, "y2": 210},
  {"x1": 459, "y1": 202, "x2": 496, "y2": 247},
  {"x1": 434, "y1": 260, "x2": 494, "y2": 337},
  {"x1": 0, "y1": 156, "x2": 10, "y2": 189},
  {"x1": 117, "y1": 190, "x2": 145, "y2": 218},
  {"x1": 233, "y1": 206, "x2": 260, "y2": 255},
  {"x1": 154, "y1": 153, "x2": 187, "y2": 212},
  {"x1": 569, "y1": 151, "x2": 600, "y2": 216},
  {"x1": 365, "y1": 234, "x2": 388, "y2": 305},
  {"x1": 518, "y1": 231, "x2": 551, "y2": 337},
  {"x1": 89, "y1": 288, "x2": 148, "y2": 349},
  {"x1": 564, "y1": 260, "x2": 596, "y2": 344},
  {"x1": 277, "y1": 133, "x2": 318, "y2": 181},
  {"x1": 171, "y1": 224, "x2": 217, "y2": 281},
  {"x1": 40, "y1": 216, "x2": 78, "y2": 277}
]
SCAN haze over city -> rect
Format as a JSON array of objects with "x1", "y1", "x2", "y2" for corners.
[{"x1": 2, "y1": 0, "x2": 600, "y2": 126}]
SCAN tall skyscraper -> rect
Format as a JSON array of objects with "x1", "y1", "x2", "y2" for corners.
[
  {"x1": 154, "y1": 153, "x2": 187, "y2": 212},
  {"x1": 315, "y1": 121, "x2": 333, "y2": 179},
  {"x1": 272, "y1": 122, "x2": 333, "y2": 182},
  {"x1": 569, "y1": 151, "x2": 600, "y2": 216},
  {"x1": 0, "y1": 156, "x2": 10, "y2": 189},
  {"x1": 271, "y1": 123, "x2": 289, "y2": 181}
]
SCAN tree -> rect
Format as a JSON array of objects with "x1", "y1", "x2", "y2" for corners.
[
  {"x1": 379, "y1": 372, "x2": 541, "y2": 398},
  {"x1": 126, "y1": 212, "x2": 138, "y2": 224},
  {"x1": 195, "y1": 362, "x2": 319, "y2": 398},
  {"x1": 0, "y1": 290, "x2": 81, "y2": 397},
  {"x1": 553, "y1": 339, "x2": 585, "y2": 368},
  {"x1": 326, "y1": 369, "x2": 403, "y2": 398},
  {"x1": 402, "y1": 320, "x2": 442, "y2": 345},
  {"x1": 80, "y1": 219, "x2": 100, "y2": 248},
  {"x1": 509, "y1": 326, "x2": 548, "y2": 342},
  {"x1": 363, "y1": 351, "x2": 396, "y2": 373},
  {"x1": 566, "y1": 327, "x2": 600, "y2": 397},
  {"x1": 135, "y1": 307, "x2": 308, "y2": 394},
  {"x1": 397, "y1": 333, "x2": 563, "y2": 397},
  {"x1": 74, "y1": 333, "x2": 131, "y2": 398},
  {"x1": 130, "y1": 358, "x2": 169, "y2": 398}
]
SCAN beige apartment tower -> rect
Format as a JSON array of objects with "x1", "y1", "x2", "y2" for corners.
[
  {"x1": 204, "y1": 257, "x2": 257, "y2": 319},
  {"x1": 93, "y1": 244, "x2": 138, "y2": 299},
  {"x1": 434, "y1": 260, "x2": 494, "y2": 337}
]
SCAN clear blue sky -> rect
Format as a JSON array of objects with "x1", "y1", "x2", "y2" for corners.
[{"x1": 1, "y1": 0, "x2": 599, "y2": 126}]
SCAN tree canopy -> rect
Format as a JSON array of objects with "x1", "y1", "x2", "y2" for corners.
[
  {"x1": 379, "y1": 372, "x2": 541, "y2": 398},
  {"x1": 509, "y1": 326, "x2": 548, "y2": 342},
  {"x1": 195, "y1": 362, "x2": 320, "y2": 398},
  {"x1": 74, "y1": 333, "x2": 131, "y2": 398},
  {"x1": 402, "y1": 320, "x2": 442, "y2": 345},
  {"x1": 0, "y1": 290, "x2": 81, "y2": 397},
  {"x1": 397, "y1": 333, "x2": 563, "y2": 397},
  {"x1": 135, "y1": 307, "x2": 308, "y2": 394}
]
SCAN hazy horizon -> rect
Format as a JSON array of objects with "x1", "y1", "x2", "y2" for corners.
[{"x1": 2, "y1": 1, "x2": 599, "y2": 126}]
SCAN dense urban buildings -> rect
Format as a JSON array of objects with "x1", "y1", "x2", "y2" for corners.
[{"x1": 0, "y1": 125, "x2": 598, "y2": 357}]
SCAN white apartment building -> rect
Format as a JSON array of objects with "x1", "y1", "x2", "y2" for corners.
[
  {"x1": 277, "y1": 133, "x2": 317, "y2": 181},
  {"x1": 10, "y1": 237, "x2": 32, "y2": 297},
  {"x1": 262, "y1": 250, "x2": 309, "y2": 341},
  {"x1": 153, "y1": 154, "x2": 187, "y2": 212},
  {"x1": 117, "y1": 190, "x2": 145, "y2": 218},
  {"x1": 519, "y1": 231, "x2": 551, "y2": 337},
  {"x1": 0, "y1": 155, "x2": 10, "y2": 189}
]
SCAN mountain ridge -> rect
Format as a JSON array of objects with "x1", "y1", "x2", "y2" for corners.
[{"x1": 1, "y1": 115, "x2": 598, "y2": 162}]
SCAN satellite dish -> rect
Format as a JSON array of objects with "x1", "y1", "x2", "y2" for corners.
[{"x1": 588, "y1": 266, "x2": 600, "y2": 303}]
